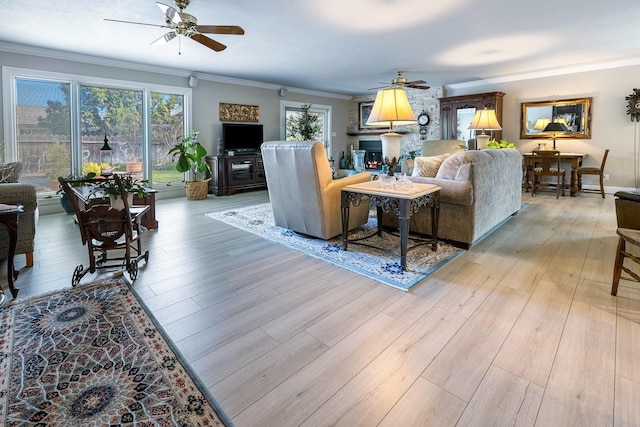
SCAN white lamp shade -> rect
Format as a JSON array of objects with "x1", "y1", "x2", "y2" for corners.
[
  {"x1": 468, "y1": 108, "x2": 502, "y2": 131},
  {"x1": 366, "y1": 87, "x2": 417, "y2": 128}
]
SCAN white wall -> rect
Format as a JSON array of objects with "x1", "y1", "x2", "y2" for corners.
[{"x1": 445, "y1": 65, "x2": 640, "y2": 190}]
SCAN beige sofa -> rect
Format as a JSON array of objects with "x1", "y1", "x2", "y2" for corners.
[
  {"x1": 261, "y1": 140, "x2": 371, "y2": 239},
  {"x1": 382, "y1": 148, "x2": 523, "y2": 248}
]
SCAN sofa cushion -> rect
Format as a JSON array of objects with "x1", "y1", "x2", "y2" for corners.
[
  {"x1": 411, "y1": 155, "x2": 447, "y2": 178},
  {"x1": 436, "y1": 152, "x2": 471, "y2": 181},
  {"x1": 0, "y1": 162, "x2": 23, "y2": 183}
]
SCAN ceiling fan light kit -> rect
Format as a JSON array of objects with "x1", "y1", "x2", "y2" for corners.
[{"x1": 105, "y1": 0, "x2": 244, "y2": 53}]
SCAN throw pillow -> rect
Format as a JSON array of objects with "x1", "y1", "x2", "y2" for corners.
[
  {"x1": 411, "y1": 155, "x2": 447, "y2": 178},
  {"x1": 0, "y1": 162, "x2": 23, "y2": 183}
]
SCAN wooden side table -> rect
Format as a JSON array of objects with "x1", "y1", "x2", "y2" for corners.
[
  {"x1": 341, "y1": 181, "x2": 441, "y2": 271},
  {"x1": 0, "y1": 204, "x2": 24, "y2": 305}
]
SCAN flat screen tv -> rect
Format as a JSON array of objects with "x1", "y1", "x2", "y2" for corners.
[{"x1": 222, "y1": 123, "x2": 263, "y2": 154}]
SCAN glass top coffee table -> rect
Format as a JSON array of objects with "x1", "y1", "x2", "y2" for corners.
[{"x1": 341, "y1": 181, "x2": 441, "y2": 271}]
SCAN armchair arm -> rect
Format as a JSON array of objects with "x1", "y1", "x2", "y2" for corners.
[
  {"x1": 0, "y1": 183, "x2": 38, "y2": 212},
  {"x1": 324, "y1": 172, "x2": 371, "y2": 198}
]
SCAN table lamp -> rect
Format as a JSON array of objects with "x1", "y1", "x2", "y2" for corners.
[
  {"x1": 533, "y1": 118, "x2": 551, "y2": 131},
  {"x1": 468, "y1": 108, "x2": 501, "y2": 149},
  {"x1": 366, "y1": 87, "x2": 416, "y2": 176},
  {"x1": 543, "y1": 121, "x2": 569, "y2": 149}
]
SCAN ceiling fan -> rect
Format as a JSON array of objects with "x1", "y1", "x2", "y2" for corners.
[
  {"x1": 104, "y1": 0, "x2": 244, "y2": 52},
  {"x1": 369, "y1": 71, "x2": 430, "y2": 90}
]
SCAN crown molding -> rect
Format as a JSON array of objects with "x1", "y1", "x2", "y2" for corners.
[
  {"x1": 192, "y1": 73, "x2": 352, "y2": 100},
  {"x1": 446, "y1": 57, "x2": 640, "y2": 90},
  {"x1": 0, "y1": 41, "x2": 351, "y2": 100}
]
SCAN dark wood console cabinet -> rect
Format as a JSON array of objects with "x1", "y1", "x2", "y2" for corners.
[
  {"x1": 206, "y1": 154, "x2": 266, "y2": 196},
  {"x1": 439, "y1": 92, "x2": 505, "y2": 143}
]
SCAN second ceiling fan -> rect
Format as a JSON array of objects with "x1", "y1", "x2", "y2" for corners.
[
  {"x1": 370, "y1": 71, "x2": 430, "y2": 91},
  {"x1": 105, "y1": 0, "x2": 244, "y2": 52}
]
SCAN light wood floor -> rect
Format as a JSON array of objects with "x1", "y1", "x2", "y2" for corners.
[{"x1": 3, "y1": 190, "x2": 640, "y2": 427}]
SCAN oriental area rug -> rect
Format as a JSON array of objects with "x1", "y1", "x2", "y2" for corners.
[
  {"x1": 0, "y1": 278, "x2": 232, "y2": 426},
  {"x1": 207, "y1": 203, "x2": 463, "y2": 291}
]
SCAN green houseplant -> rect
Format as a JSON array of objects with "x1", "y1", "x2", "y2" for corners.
[
  {"x1": 91, "y1": 175, "x2": 149, "y2": 199},
  {"x1": 286, "y1": 104, "x2": 322, "y2": 141},
  {"x1": 486, "y1": 139, "x2": 517, "y2": 149},
  {"x1": 87, "y1": 175, "x2": 150, "y2": 210},
  {"x1": 168, "y1": 131, "x2": 212, "y2": 200}
]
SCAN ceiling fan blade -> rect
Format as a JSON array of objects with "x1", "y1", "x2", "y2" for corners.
[
  {"x1": 157, "y1": 2, "x2": 182, "y2": 24},
  {"x1": 406, "y1": 79, "x2": 426, "y2": 85},
  {"x1": 191, "y1": 34, "x2": 226, "y2": 51},
  {"x1": 104, "y1": 18, "x2": 169, "y2": 29},
  {"x1": 151, "y1": 32, "x2": 177, "y2": 45},
  {"x1": 195, "y1": 25, "x2": 245, "y2": 35},
  {"x1": 406, "y1": 83, "x2": 430, "y2": 90}
]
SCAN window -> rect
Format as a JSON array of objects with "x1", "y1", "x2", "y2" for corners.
[
  {"x1": 3, "y1": 67, "x2": 190, "y2": 194},
  {"x1": 281, "y1": 101, "x2": 332, "y2": 154},
  {"x1": 14, "y1": 79, "x2": 72, "y2": 191},
  {"x1": 79, "y1": 85, "x2": 143, "y2": 179}
]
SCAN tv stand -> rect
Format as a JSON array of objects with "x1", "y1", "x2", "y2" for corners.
[{"x1": 206, "y1": 154, "x2": 266, "y2": 196}]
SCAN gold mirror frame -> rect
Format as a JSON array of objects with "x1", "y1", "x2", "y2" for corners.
[{"x1": 520, "y1": 97, "x2": 592, "y2": 139}]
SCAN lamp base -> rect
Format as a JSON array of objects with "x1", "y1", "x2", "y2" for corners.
[
  {"x1": 383, "y1": 157, "x2": 399, "y2": 176},
  {"x1": 381, "y1": 131, "x2": 402, "y2": 177},
  {"x1": 476, "y1": 133, "x2": 490, "y2": 150}
]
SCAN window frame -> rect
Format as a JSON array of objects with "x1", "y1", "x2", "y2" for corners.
[{"x1": 2, "y1": 66, "x2": 192, "y2": 192}]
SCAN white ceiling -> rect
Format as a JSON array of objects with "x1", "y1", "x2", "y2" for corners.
[{"x1": 3, "y1": 0, "x2": 640, "y2": 95}]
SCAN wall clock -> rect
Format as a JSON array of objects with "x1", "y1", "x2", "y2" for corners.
[
  {"x1": 418, "y1": 111, "x2": 429, "y2": 135},
  {"x1": 625, "y1": 88, "x2": 640, "y2": 122}
]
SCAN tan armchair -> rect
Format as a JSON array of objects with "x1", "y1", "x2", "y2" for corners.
[
  {"x1": 0, "y1": 183, "x2": 38, "y2": 267},
  {"x1": 261, "y1": 141, "x2": 371, "y2": 239}
]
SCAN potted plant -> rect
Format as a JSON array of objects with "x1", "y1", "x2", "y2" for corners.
[
  {"x1": 168, "y1": 131, "x2": 212, "y2": 200},
  {"x1": 286, "y1": 104, "x2": 322, "y2": 140},
  {"x1": 89, "y1": 175, "x2": 149, "y2": 210},
  {"x1": 486, "y1": 139, "x2": 517, "y2": 149}
]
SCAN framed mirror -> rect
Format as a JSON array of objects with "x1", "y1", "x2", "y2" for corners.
[{"x1": 520, "y1": 97, "x2": 592, "y2": 139}]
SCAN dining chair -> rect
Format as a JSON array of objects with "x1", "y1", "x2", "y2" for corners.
[
  {"x1": 531, "y1": 150, "x2": 565, "y2": 199},
  {"x1": 611, "y1": 191, "x2": 640, "y2": 296},
  {"x1": 577, "y1": 148, "x2": 609, "y2": 198},
  {"x1": 611, "y1": 228, "x2": 640, "y2": 296}
]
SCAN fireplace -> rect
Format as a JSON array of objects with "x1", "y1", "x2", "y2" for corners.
[{"x1": 358, "y1": 140, "x2": 383, "y2": 170}]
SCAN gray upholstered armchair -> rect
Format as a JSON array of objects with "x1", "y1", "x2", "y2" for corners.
[
  {"x1": 261, "y1": 141, "x2": 371, "y2": 239},
  {"x1": 0, "y1": 183, "x2": 38, "y2": 267}
]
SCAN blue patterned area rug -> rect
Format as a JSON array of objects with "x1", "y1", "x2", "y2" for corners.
[
  {"x1": 0, "y1": 278, "x2": 233, "y2": 426},
  {"x1": 207, "y1": 203, "x2": 464, "y2": 291}
]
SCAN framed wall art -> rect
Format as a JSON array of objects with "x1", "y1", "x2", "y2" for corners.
[
  {"x1": 359, "y1": 101, "x2": 375, "y2": 129},
  {"x1": 219, "y1": 102, "x2": 259, "y2": 122}
]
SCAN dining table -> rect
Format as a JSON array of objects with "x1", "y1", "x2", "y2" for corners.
[{"x1": 522, "y1": 152, "x2": 587, "y2": 197}]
